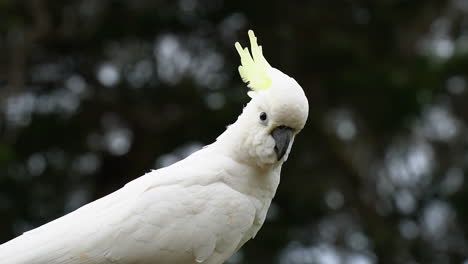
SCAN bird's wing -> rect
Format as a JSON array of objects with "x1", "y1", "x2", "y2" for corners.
[
  {"x1": 0, "y1": 170, "x2": 162, "y2": 264},
  {"x1": 0, "y1": 150, "x2": 256, "y2": 264}
]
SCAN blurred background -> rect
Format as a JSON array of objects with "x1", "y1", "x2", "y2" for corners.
[{"x1": 1, "y1": 0, "x2": 468, "y2": 263}]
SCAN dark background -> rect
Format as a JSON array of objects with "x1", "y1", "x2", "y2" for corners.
[{"x1": 1, "y1": 0, "x2": 468, "y2": 263}]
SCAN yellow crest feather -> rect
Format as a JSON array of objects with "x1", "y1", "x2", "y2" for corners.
[{"x1": 235, "y1": 30, "x2": 272, "y2": 91}]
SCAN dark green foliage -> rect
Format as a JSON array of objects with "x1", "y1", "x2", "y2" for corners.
[{"x1": 1, "y1": 0, "x2": 468, "y2": 263}]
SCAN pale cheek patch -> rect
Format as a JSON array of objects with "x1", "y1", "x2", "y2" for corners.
[{"x1": 249, "y1": 133, "x2": 276, "y2": 166}]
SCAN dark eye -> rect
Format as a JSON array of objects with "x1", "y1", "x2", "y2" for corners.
[{"x1": 259, "y1": 112, "x2": 267, "y2": 121}]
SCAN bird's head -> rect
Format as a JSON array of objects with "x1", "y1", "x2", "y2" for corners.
[{"x1": 218, "y1": 30, "x2": 308, "y2": 168}]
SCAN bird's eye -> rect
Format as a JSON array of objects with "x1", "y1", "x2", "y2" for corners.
[{"x1": 259, "y1": 112, "x2": 267, "y2": 121}]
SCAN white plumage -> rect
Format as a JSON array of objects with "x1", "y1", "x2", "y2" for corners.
[{"x1": 0, "y1": 30, "x2": 309, "y2": 264}]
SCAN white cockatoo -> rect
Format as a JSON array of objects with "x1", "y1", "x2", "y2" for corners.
[{"x1": 0, "y1": 30, "x2": 309, "y2": 264}]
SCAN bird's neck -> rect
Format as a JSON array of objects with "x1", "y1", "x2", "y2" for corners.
[
  {"x1": 212, "y1": 119, "x2": 283, "y2": 197},
  {"x1": 209, "y1": 120, "x2": 283, "y2": 235}
]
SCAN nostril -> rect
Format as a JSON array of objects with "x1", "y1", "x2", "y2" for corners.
[{"x1": 277, "y1": 125, "x2": 286, "y2": 129}]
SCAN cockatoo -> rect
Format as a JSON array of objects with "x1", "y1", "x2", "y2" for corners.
[{"x1": 0, "y1": 30, "x2": 309, "y2": 264}]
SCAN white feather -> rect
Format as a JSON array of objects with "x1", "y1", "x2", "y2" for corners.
[
  {"x1": 0, "y1": 143, "x2": 280, "y2": 264},
  {"x1": 0, "y1": 32, "x2": 309, "y2": 264}
]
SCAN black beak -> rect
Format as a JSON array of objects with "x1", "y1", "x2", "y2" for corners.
[{"x1": 271, "y1": 126, "x2": 294, "y2": 161}]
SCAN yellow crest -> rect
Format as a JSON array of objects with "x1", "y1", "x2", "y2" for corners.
[{"x1": 235, "y1": 30, "x2": 272, "y2": 91}]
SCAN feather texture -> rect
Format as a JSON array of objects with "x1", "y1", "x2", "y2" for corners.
[
  {"x1": 0, "y1": 30, "x2": 309, "y2": 264},
  {"x1": 0, "y1": 146, "x2": 268, "y2": 264},
  {"x1": 235, "y1": 30, "x2": 271, "y2": 91}
]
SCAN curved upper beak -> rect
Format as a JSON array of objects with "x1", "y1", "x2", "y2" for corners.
[{"x1": 271, "y1": 126, "x2": 294, "y2": 161}]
